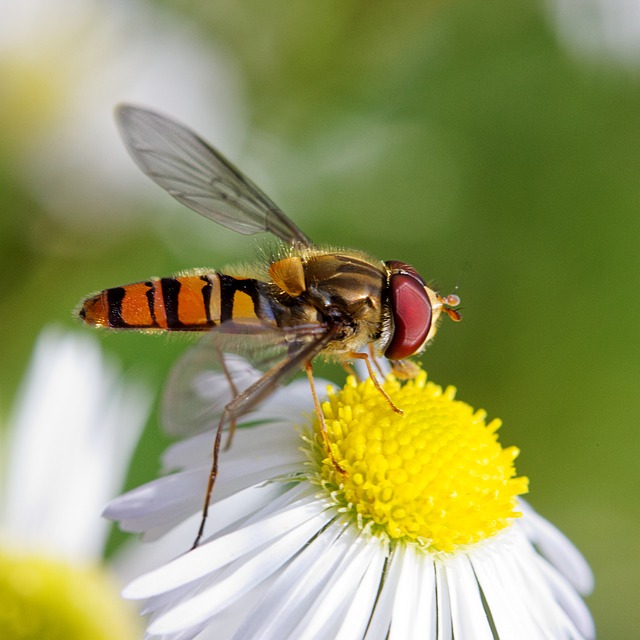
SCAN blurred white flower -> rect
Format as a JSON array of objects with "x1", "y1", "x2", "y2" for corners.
[
  {"x1": 0, "y1": 328, "x2": 150, "y2": 638},
  {"x1": 0, "y1": 0, "x2": 246, "y2": 235},
  {"x1": 547, "y1": 0, "x2": 640, "y2": 67}
]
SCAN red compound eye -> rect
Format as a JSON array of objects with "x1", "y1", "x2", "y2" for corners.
[{"x1": 384, "y1": 268, "x2": 433, "y2": 360}]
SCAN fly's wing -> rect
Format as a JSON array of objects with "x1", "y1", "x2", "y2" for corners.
[
  {"x1": 116, "y1": 104, "x2": 312, "y2": 247},
  {"x1": 162, "y1": 321, "x2": 332, "y2": 437}
]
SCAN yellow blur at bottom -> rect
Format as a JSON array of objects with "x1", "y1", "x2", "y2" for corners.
[{"x1": 0, "y1": 547, "x2": 140, "y2": 640}]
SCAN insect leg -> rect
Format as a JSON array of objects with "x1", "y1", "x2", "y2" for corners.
[
  {"x1": 217, "y1": 349, "x2": 240, "y2": 451},
  {"x1": 349, "y1": 351, "x2": 403, "y2": 415},
  {"x1": 340, "y1": 360, "x2": 359, "y2": 380},
  {"x1": 305, "y1": 362, "x2": 347, "y2": 476},
  {"x1": 192, "y1": 330, "x2": 335, "y2": 549},
  {"x1": 191, "y1": 358, "x2": 287, "y2": 549},
  {"x1": 192, "y1": 407, "x2": 226, "y2": 550},
  {"x1": 368, "y1": 342, "x2": 386, "y2": 378},
  {"x1": 192, "y1": 357, "x2": 292, "y2": 550}
]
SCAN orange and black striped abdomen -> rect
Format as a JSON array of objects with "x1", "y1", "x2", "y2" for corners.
[{"x1": 79, "y1": 273, "x2": 277, "y2": 330}]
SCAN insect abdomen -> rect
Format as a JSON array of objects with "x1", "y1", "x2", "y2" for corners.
[{"x1": 78, "y1": 273, "x2": 276, "y2": 330}]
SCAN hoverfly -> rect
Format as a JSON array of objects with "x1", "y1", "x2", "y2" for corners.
[{"x1": 79, "y1": 105, "x2": 461, "y2": 547}]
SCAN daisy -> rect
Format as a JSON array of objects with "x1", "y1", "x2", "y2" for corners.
[
  {"x1": 107, "y1": 356, "x2": 595, "y2": 640},
  {"x1": 0, "y1": 328, "x2": 150, "y2": 639},
  {"x1": 1, "y1": 0, "x2": 244, "y2": 231}
]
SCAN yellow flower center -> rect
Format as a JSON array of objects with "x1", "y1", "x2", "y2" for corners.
[
  {"x1": 310, "y1": 371, "x2": 529, "y2": 554},
  {"x1": 0, "y1": 546, "x2": 140, "y2": 640}
]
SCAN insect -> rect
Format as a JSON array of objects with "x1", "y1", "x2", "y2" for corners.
[{"x1": 79, "y1": 105, "x2": 461, "y2": 547}]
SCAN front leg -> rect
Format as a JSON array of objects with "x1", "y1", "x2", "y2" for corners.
[{"x1": 348, "y1": 351, "x2": 403, "y2": 415}]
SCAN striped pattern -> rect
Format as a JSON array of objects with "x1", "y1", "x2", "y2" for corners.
[{"x1": 79, "y1": 273, "x2": 277, "y2": 330}]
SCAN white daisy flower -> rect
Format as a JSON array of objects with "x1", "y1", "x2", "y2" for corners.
[
  {"x1": 1, "y1": 0, "x2": 245, "y2": 233},
  {"x1": 0, "y1": 328, "x2": 150, "y2": 639},
  {"x1": 107, "y1": 356, "x2": 595, "y2": 640}
]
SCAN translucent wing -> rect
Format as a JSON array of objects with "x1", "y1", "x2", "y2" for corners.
[
  {"x1": 116, "y1": 105, "x2": 312, "y2": 247},
  {"x1": 162, "y1": 321, "x2": 331, "y2": 437}
]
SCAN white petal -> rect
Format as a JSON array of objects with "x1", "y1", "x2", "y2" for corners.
[
  {"x1": 147, "y1": 507, "x2": 333, "y2": 634},
  {"x1": 389, "y1": 545, "x2": 435, "y2": 640},
  {"x1": 536, "y1": 555, "x2": 596, "y2": 639},
  {"x1": 507, "y1": 532, "x2": 584, "y2": 637},
  {"x1": 261, "y1": 379, "x2": 326, "y2": 413},
  {"x1": 413, "y1": 554, "x2": 437, "y2": 640},
  {"x1": 105, "y1": 459, "x2": 300, "y2": 540},
  {"x1": 2, "y1": 328, "x2": 149, "y2": 559},
  {"x1": 333, "y1": 540, "x2": 387, "y2": 640},
  {"x1": 105, "y1": 467, "x2": 206, "y2": 533},
  {"x1": 363, "y1": 544, "x2": 404, "y2": 640},
  {"x1": 519, "y1": 500, "x2": 594, "y2": 595},
  {"x1": 505, "y1": 540, "x2": 560, "y2": 636},
  {"x1": 435, "y1": 562, "x2": 452, "y2": 640},
  {"x1": 446, "y1": 553, "x2": 494, "y2": 639},
  {"x1": 288, "y1": 533, "x2": 383, "y2": 640},
  {"x1": 161, "y1": 418, "x2": 303, "y2": 472},
  {"x1": 233, "y1": 520, "x2": 351, "y2": 639},
  {"x1": 124, "y1": 491, "x2": 326, "y2": 598},
  {"x1": 471, "y1": 540, "x2": 537, "y2": 639}
]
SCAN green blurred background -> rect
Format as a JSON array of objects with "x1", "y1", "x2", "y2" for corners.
[{"x1": 2, "y1": 0, "x2": 639, "y2": 636}]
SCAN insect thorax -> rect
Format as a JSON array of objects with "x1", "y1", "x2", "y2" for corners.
[{"x1": 270, "y1": 250, "x2": 389, "y2": 357}]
